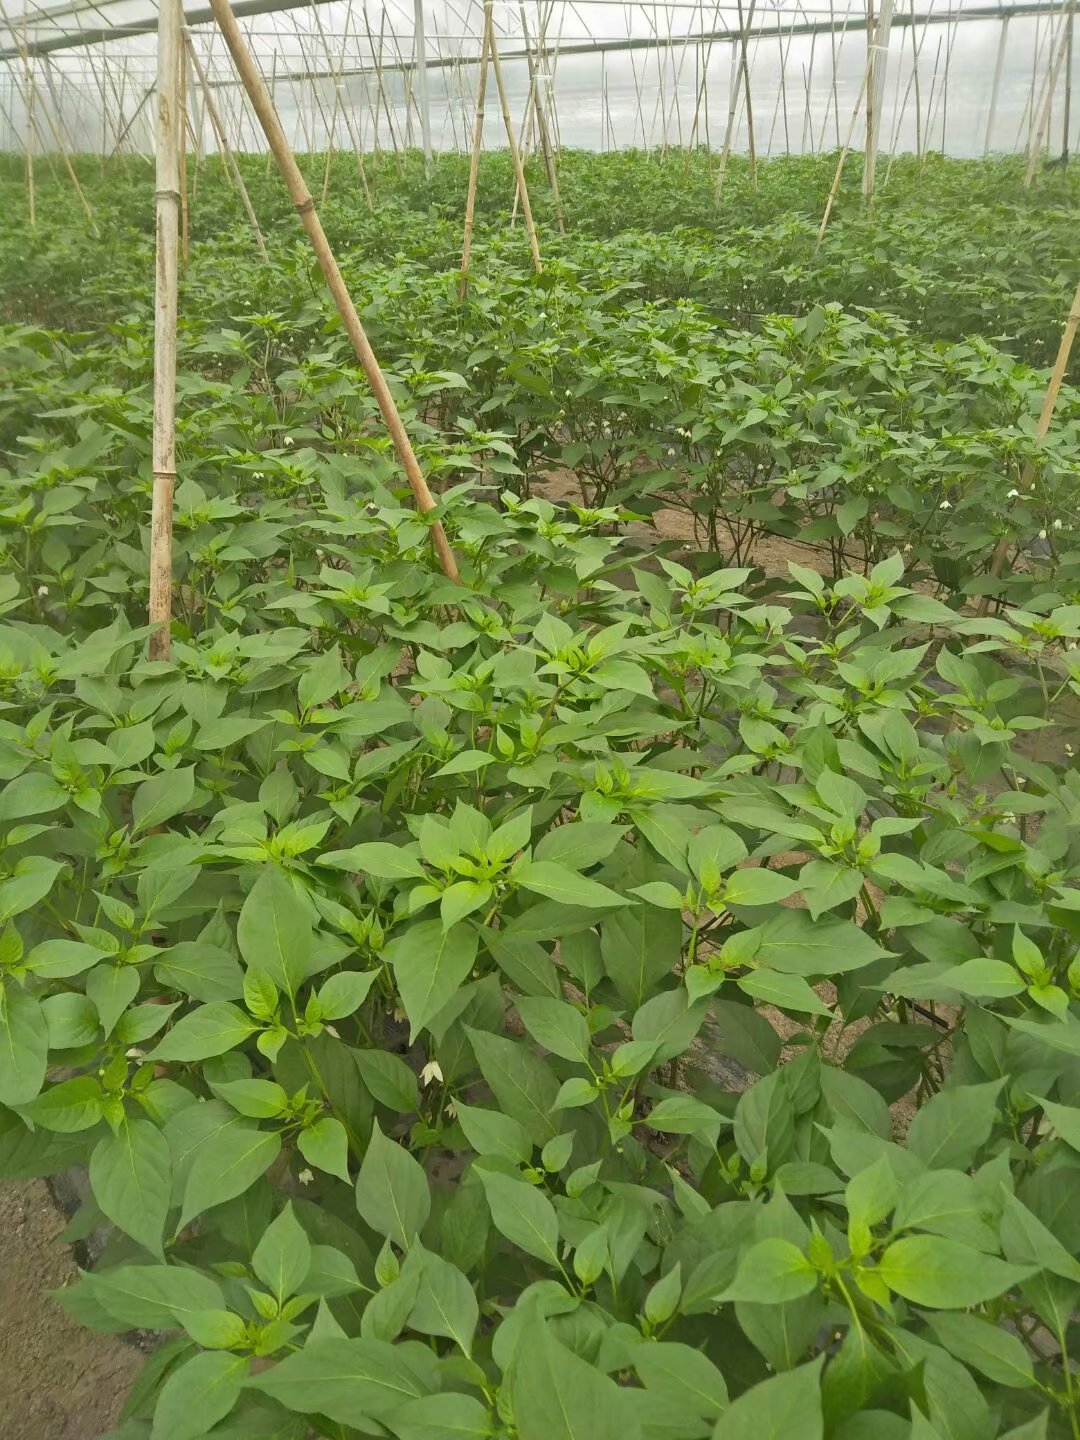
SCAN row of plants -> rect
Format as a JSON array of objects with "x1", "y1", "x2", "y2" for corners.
[
  {"x1": 3, "y1": 216, "x2": 1079, "y2": 607},
  {"x1": 4, "y1": 149, "x2": 1079, "y2": 372}
]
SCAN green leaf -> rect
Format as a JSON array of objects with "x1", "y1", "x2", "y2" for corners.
[
  {"x1": 408, "y1": 1247, "x2": 479, "y2": 1355},
  {"x1": 723, "y1": 868, "x2": 800, "y2": 907},
  {"x1": 299, "y1": 1116, "x2": 351, "y2": 1182},
  {"x1": 237, "y1": 865, "x2": 315, "y2": 998},
  {"x1": 194, "y1": 715, "x2": 270, "y2": 751},
  {"x1": 754, "y1": 909, "x2": 889, "y2": 977},
  {"x1": 1036, "y1": 1096, "x2": 1080, "y2": 1155},
  {"x1": 131, "y1": 765, "x2": 196, "y2": 834},
  {"x1": 252, "y1": 1202, "x2": 312, "y2": 1301},
  {"x1": 516, "y1": 996, "x2": 591, "y2": 1063},
  {"x1": 89, "y1": 1118, "x2": 172, "y2": 1258},
  {"x1": 355, "y1": 1119, "x2": 430, "y2": 1249},
  {"x1": 926, "y1": 1312, "x2": 1035, "y2": 1388},
  {"x1": 454, "y1": 1101, "x2": 532, "y2": 1164},
  {"x1": 876, "y1": 1235, "x2": 1031, "y2": 1308},
  {"x1": 905, "y1": 1080, "x2": 1003, "y2": 1170},
  {"x1": 600, "y1": 903, "x2": 682, "y2": 1008},
  {"x1": 512, "y1": 1314, "x2": 638, "y2": 1440},
  {"x1": 468, "y1": 1028, "x2": 561, "y2": 1146},
  {"x1": 148, "y1": 1002, "x2": 258, "y2": 1063},
  {"x1": 0, "y1": 860, "x2": 64, "y2": 925},
  {"x1": 634, "y1": 1341, "x2": 728, "y2": 1420},
  {"x1": 533, "y1": 823, "x2": 625, "y2": 871},
  {"x1": 320, "y1": 841, "x2": 426, "y2": 880},
  {"x1": 711, "y1": 1359, "x2": 822, "y2": 1440},
  {"x1": 212, "y1": 1078, "x2": 288, "y2": 1119},
  {"x1": 737, "y1": 969, "x2": 832, "y2": 1016},
  {"x1": 249, "y1": 1337, "x2": 430, "y2": 1427},
  {"x1": 150, "y1": 1351, "x2": 246, "y2": 1440},
  {"x1": 645, "y1": 1095, "x2": 726, "y2": 1140},
  {"x1": 393, "y1": 1393, "x2": 493, "y2": 1440},
  {"x1": 178, "y1": 1125, "x2": 281, "y2": 1230},
  {"x1": 515, "y1": 859, "x2": 626, "y2": 909},
  {"x1": 22, "y1": 1075, "x2": 103, "y2": 1132},
  {"x1": 0, "y1": 986, "x2": 47, "y2": 1105},
  {"x1": 154, "y1": 943, "x2": 244, "y2": 1002},
  {"x1": 317, "y1": 968, "x2": 376, "y2": 1019},
  {"x1": 384, "y1": 920, "x2": 479, "y2": 1042},
  {"x1": 354, "y1": 1047, "x2": 420, "y2": 1114},
  {"x1": 89, "y1": 1264, "x2": 225, "y2": 1330},
  {"x1": 478, "y1": 1170, "x2": 561, "y2": 1268},
  {"x1": 722, "y1": 1239, "x2": 818, "y2": 1303},
  {"x1": 25, "y1": 938, "x2": 110, "y2": 979}
]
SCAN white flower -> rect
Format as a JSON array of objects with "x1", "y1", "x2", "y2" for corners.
[
  {"x1": 1007, "y1": 488, "x2": 1020, "y2": 498},
  {"x1": 939, "y1": 500, "x2": 952, "y2": 511},
  {"x1": 420, "y1": 1059, "x2": 444, "y2": 1088},
  {"x1": 325, "y1": 1024, "x2": 340, "y2": 1039},
  {"x1": 445, "y1": 1099, "x2": 457, "y2": 1119},
  {"x1": 284, "y1": 435, "x2": 294, "y2": 447},
  {"x1": 1053, "y1": 519, "x2": 1063, "y2": 530},
  {"x1": 36, "y1": 585, "x2": 48, "y2": 598},
  {"x1": 298, "y1": 1168, "x2": 314, "y2": 1185},
  {"x1": 125, "y1": 1047, "x2": 144, "y2": 1059},
  {"x1": 1016, "y1": 775, "x2": 1028, "y2": 787},
  {"x1": 564, "y1": 389, "x2": 571, "y2": 397},
  {"x1": 1039, "y1": 529, "x2": 1048, "y2": 540},
  {"x1": 1067, "y1": 744, "x2": 1075, "y2": 758}
]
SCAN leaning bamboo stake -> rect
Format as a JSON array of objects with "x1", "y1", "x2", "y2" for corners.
[
  {"x1": 817, "y1": 65, "x2": 870, "y2": 245},
  {"x1": 185, "y1": 35, "x2": 269, "y2": 262},
  {"x1": 208, "y1": 0, "x2": 460, "y2": 585},
  {"x1": 1025, "y1": 6, "x2": 1071, "y2": 184},
  {"x1": 0, "y1": 7, "x2": 38, "y2": 228},
  {"x1": 519, "y1": 0, "x2": 564, "y2": 231},
  {"x1": 459, "y1": 20, "x2": 490, "y2": 298},
  {"x1": 487, "y1": 4, "x2": 543, "y2": 274},
  {"x1": 150, "y1": 0, "x2": 183, "y2": 662},
  {"x1": 979, "y1": 277, "x2": 1080, "y2": 611}
]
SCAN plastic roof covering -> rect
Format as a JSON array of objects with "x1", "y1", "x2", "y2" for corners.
[{"x1": 0, "y1": 0, "x2": 1075, "y2": 156}]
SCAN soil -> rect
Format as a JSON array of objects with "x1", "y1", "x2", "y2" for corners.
[{"x1": 0, "y1": 1178, "x2": 141, "y2": 1440}]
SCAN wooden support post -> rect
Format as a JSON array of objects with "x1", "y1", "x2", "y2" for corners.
[
  {"x1": 208, "y1": 0, "x2": 460, "y2": 585},
  {"x1": 980, "y1": 277, "x2": 1080, "y2": 609},
  {"x1": 185, "y1": 35, "x2": 269, "y2": 261},
  {"x1": 487, "y1": 2, "x2": 542, "y2": 273},
  {"x1": 817, "y1": 65, "x2": 870, "y2": 244},
  {"x1": 178, "y1": 36, "x2": 189, "y2": 266},
  {"x1": 150, "y1": 0, "x2": 182, "y2": 661},
  {"x1": 459, "y1": 18, "x2": 490, "y2": 299},
  {"x1": 519, "y1": 0, "x2": 564, "y2": 230},
  {"x1": 984, "y1": 13, "x2": 1009, "y2": 153}
]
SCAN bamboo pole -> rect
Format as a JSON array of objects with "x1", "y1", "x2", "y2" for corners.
[
  {"x1": 817, "y1": 64, "x2": 871, "y2": 244},
  {"x1": 312, "y1": 0, "x2": 373, "y2": 209},
  {"x1": 1064, "y1": 0, "x2": 1074, "y2": 162},
  {"x1": 984, "y1": 12, "x2": 1009, "y2": 152},
  {"x1": 979, "y1": 277, "x2": 1080, "y2": 609},
  {"x1": 519, "y1": 0, "x2": 564, "y2": 230},
  {"x1": 179, "y1": 37, "x2": 189, "y2": 267},
  {"x1": 487, "y1": 3, "x2": 543, "y2": 273},
  {"x1": 864, "y1": 0, "x2": 894, "y2": 197},
  {"x1": 150, "y1": 0, "x2": 183, "y2": 662},
  {"x1": 185, "y1": 35, "x2": 268, "y2": 261},
  {"x1": 414, "y1": 0, "x2": 433, "y2": 173},
  {"x1": 1, "y1": 8, "x2": 36, "y2": 227},
  {"x1": 459, "y1": 18, "x2": 490, "y2": 298},
  {"x1": 208, "y1": 0, "x2": 459, "y2": 585},
  {"x1": 1025, "y1": 3, "x2": 1072, "y2": 182},
  {"x1": 715, "y1": 0, "x2": 758, "y2": 197}
]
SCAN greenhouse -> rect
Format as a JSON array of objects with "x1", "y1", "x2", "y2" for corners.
[{"x1": 1, "y1": 0, "x2": 1080, "y2": 1435}]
